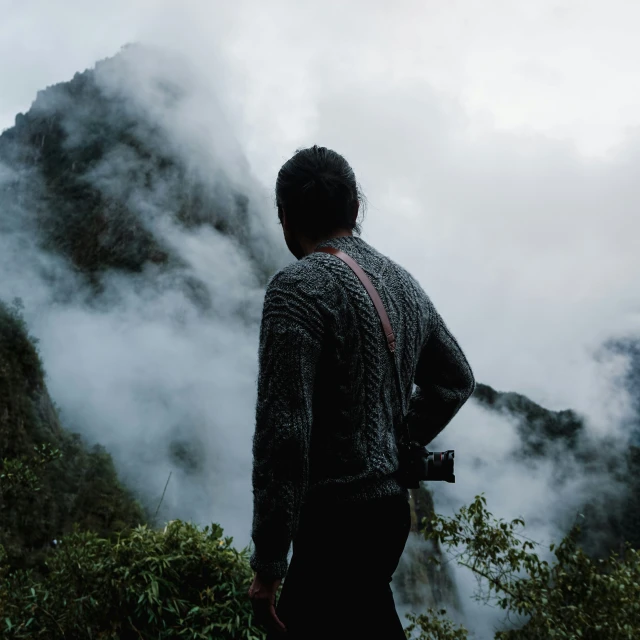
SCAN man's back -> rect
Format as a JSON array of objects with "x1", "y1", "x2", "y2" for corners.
[{"x1": 254, "y1": 233, "x2": 475, "y2": 512}]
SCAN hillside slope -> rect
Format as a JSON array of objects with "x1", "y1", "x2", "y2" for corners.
[{"x1": 0, "y1": 299, "x2": 150, "y2": 578}]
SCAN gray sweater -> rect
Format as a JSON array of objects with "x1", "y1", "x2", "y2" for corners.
[{"x1": 250, "y1": 235, "x2": 475, "y2": 580}]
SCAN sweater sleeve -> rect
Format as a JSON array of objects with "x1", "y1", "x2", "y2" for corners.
[
  {"x1": 405, "y1": 300, "x2": 476, "y2": 447},
  {"x1": 249, "y1": 270, "x2": 325, "y2": 580}
]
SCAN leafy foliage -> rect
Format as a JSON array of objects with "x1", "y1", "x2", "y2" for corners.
[
  {"x1": 1, "y1": 443, "x2": 62, "y2": 494},
  {"x1": 407, "y1": 493, "x2": 640, "y2": 639},
  {"x1": 0, "y1": 518, "x2": 264, "y2": 639},
  {"x1": 404, "y1": 609, "x2": 469, "y2": 640}
]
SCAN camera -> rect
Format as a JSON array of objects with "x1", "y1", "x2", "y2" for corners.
[{"x1": 396, "y1": 440, "x2": 455, "y2": 488}]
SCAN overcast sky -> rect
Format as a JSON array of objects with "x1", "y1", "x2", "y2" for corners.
[
  {"x1": 2, "y1": 1, "x2": 639, "y2": 635},
  {"x1": 4, "y1": 0, "x2": 640, "y2": 158}
]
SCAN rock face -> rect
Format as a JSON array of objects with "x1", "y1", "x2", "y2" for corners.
[{"x1": 394, "y1": 485, "x2": 463, "y2": 614}]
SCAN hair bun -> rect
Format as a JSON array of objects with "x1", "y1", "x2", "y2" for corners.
[{"x1": 275, "y1": 145, "x2": 366, "y2": 238}]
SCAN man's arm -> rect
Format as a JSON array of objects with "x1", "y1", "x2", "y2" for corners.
[
  {"x1": 250, "y1": 270, "x2": 324, "y2": 581},
  {"x1": 405, "y1": 300, "x2": 476, "y2": 446}
]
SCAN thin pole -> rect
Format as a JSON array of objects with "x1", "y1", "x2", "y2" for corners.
[{"x1": 154, "y1": 471, "x2": 172, "y2": 521}]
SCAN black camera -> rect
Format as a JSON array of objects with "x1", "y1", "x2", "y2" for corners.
[{"x1": 396, "y1": 440, "x2": 455, "y2": 488}]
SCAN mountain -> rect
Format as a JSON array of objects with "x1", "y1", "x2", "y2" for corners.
[
  {"x1": 1, "y1": 44, "x2": 639, "y2": 620},
  {"x1": 0, "y1": 44, "x2": 288, "y2": 301},
  {"x1": 473, "y1": 382, "x2": 640, "y2": 559}
]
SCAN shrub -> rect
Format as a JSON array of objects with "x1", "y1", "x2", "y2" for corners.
[
  {"x1": 0, "y1": 518, "x2": 265, "y2": 639},
  {"x1": 406, "y1": 493, "x2": 640, "y2": 639}
]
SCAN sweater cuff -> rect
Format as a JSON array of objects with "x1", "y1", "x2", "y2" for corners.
[{"x1": 249, "y1": 553, "x2": 289, "y2": 581}]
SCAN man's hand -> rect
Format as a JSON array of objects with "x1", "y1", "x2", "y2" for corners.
[{"x1": 248, "y1": 573, "x2": 287, "y2": 634}]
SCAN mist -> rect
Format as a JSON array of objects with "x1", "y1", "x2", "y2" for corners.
[{"x1": 2, "y1": 2, "x2": 640, "y2": 637}]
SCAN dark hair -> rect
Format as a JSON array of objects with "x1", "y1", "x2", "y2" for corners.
[{"x1": 275, "y1": 145, "x2": 368, "y2": 240}]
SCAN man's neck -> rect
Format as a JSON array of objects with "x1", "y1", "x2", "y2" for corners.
[{"x1": 300, "y1": 230, "x2": 353, "y2": 258}]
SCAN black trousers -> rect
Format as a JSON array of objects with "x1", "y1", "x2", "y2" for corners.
[{"x1": 267, "y1": 493, "x2": 411, "y2": 640}]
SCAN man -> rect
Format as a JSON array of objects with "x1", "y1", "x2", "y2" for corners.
[{"x1": 248, "y1": 145, "x2": 475, "y2": 639}]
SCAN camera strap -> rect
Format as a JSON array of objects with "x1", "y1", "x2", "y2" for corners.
[{"x1": 313, "y1": 247, "x2": 410, "y2": 447}]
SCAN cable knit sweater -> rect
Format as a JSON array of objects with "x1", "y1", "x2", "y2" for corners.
[{"x1": 250, "y1": 235, "x2": 475, "y2": 580}]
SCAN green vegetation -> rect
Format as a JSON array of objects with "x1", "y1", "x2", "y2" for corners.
[
  {"x1": 0, "y1": 451, "x2": 264, "y2": 639},
  {"x1": 408, "y1": 494, "x2": 640, "y2": 639},
  {"x1": 0, "y1": 521, "x2": 263, "y2": 639}
]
